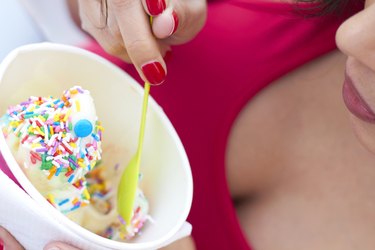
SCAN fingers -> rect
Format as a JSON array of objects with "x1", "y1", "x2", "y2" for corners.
[
  {"x1": 0, "y1": 228, "x2": 79, "y2": 250},
  {"x1": 141, "y1": 0, "x2": 167, "y2": 16},
  {"x1": 0, "y1": 227, "x2": 24, "y2": 250},
  {"x1": 152, "y1": 8, "x2": 179, "y2": 39},
  {"x1": 78, "y1": 0, "x2": 131, "y2": 62},
  {"x1": 109, "y1": 0, "x2": 166, "y2": 85},
  {"x1": 78, "y1": 0, "x2": 207, "y2": 85},
  {"x1": 152, "y1": 0, "x2": 207, "y2": 43},
  {"x1": 44, "y1": 242, "x2": 80, "y2": 250}
]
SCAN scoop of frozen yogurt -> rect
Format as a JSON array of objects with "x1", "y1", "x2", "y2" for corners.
[{"x1": 1, "y1": 86, "x2": 149, "y2": 240}]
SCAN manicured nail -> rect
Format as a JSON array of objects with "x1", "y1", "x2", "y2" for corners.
[
  {"x1": 163, "y1": 50, "x2": 172, "y2": 63},
  {"x1": 171, "y1": 11, "x2": 179, "y2": 35},
  {"x1": 141, "y1": 61, "x2": 166, "y2": 85},
  {"x1": 0, "y1": 238, "x2": 3, "y2": 250},
  {"x1": 146, "y1": 0, "x2": 166, "y2": 16}
]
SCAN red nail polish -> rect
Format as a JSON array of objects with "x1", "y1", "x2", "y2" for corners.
[
  {"x1": 0, "y1": 238, "x2": 3, "y2": 250},
  {"x1": 163, "y1": 50, "x2": 173, "y2": 63},
  {"x1": 141, "y1": 61, "x2": 166, "y2": 85},
  {"x1": 171, "y1": 11, "x2": 179, "y2": 34},
  {"x1": 146, "y1": 0, "x2": 166, "y2": 16}
]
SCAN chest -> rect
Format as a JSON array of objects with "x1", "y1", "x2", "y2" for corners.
[{"x1": 226, "y1": 51, "x2": 375, "y2": 249}]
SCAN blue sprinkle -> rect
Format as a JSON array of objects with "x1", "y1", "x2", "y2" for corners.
[
  {"x1": 91, "y1": 133, "x2": 100, "y2": 141},
  {"x1": 70, "y1": 205, "x2": 80, "y2": 212},
  {"x1": 55, "y1": 167, "x2": 62, "y2": 176},
  {"x1": 58, "y1": 199, "x2": 70, "y2": 206},
  {"x1": 68, "y1": 175, "x2": 75, "y2": 183},
  {"x1": 94, "y1": 192, "x2": 104, "y2": 198}
]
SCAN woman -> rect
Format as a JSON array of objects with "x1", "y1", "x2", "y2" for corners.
[{"x1": 2, "y1": 0, "x2": 375, "y2": 249}]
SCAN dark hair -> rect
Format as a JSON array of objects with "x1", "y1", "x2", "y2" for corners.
[{"x1": 297, "y1": 0, "x2": 351, "y2": 16}]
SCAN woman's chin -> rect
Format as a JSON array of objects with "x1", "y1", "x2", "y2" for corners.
[{"x1": 349, "y1": 114, "x2": 375, "y2": 155}]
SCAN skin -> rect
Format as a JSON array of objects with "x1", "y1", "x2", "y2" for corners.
[
  {"x1": 0, "y1": 227, "x2": 195, "y2": 250},
  {"x1": 76, "y1": 0, "x2": 206, "y2": 85},
  {"x1": 0, "y1": 227, "x2": 23, "y2": 250},
  {"x1": 228, "y1": 0, "x2": 375, "y2": 249},
  {"x1": 3, "y1": 0, "x2": 375, "y2": 249}
]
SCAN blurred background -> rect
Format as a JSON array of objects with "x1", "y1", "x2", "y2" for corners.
[{"x1": 0, "y1": 0, "x2": 87, "y2": 61}]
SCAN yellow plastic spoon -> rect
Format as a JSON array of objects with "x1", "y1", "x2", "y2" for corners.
[{"x1": 117, "y1": 82, "x2": 150, "y2": 225}]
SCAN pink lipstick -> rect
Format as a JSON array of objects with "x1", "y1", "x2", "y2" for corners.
[{"x1": 342, "y1": 70, "x2": 375, "y2": 123}]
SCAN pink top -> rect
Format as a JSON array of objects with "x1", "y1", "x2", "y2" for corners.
[{"x1": 0, "y1": 0, "x2": 364, "y2": 249}]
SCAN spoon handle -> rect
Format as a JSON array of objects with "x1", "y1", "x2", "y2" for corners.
[
  {"x1": 136, "y1": 82, "x2": 150, "y2": 161},
  {"x1": 117, "y1": 82, "x2": 150, "y2": 224}
]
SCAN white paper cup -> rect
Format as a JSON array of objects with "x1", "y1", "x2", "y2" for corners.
[{"x1": 0, "y1": 43, "x2": 193, "y2": 250}]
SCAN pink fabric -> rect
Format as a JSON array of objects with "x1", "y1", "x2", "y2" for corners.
[
  {"x1": 0, "y1": 152, "x2": 18, "y2": 185},
  {"x1": 84, "y1": 1, "x2": 363, "y2": 249}
]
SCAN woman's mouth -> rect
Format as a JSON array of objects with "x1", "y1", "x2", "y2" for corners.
[{"x1": 342, "y1": 65, "x2": 375, "y2": 123}]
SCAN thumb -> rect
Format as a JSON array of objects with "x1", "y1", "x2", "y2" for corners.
[
  {"x1": 44, "y1": 242, "x2": 80, "y2": 250},
  {"x1": 152, "y1": 0, "x2": 207, "y2": 43}
]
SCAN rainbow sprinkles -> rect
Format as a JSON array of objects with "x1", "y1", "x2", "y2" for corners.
[
  {"x1": 1, "y1": 86, "x2": 103, "y2": 213},
  {"x1": 1, "y1": 86, "x2": 150, "y2": 241}
]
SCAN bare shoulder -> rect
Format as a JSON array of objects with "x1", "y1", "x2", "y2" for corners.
[{"x1": 226, "y1": 51, "x2": 346, "y2": 198}]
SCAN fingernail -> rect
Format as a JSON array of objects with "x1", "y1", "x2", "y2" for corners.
[
  {"x1": 0, "y1": 238, "x2": 3, "y2": 250},
  {"x1": 171, "y1": 11, "x2": 179, "y2": 35},
  {"x1": 163, "y1": 50, "x2": 173, "y2": 63},
  {"x1": 46, "y1": 247, "x2": 60, "y2": 250},
  {"x1": 141, "y1": 61, "x2": 166, "y2": 85},
  {"x1": 146, "y1": 0, "x2": 166, "y2": 16}
]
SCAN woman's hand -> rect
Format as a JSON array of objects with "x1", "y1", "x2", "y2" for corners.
[
  {"x1": 44, "y1": 242, "x2": 79, "y2": 250},
  {"x1": 0, "y1": 227, "x2": 23, "y2": 250},
  {"x1": 1, "y1": 226, "x2": 194, "y2": 250},
  {"x1": 78, "y1": 0, "x2": 207, "y2": 85},
  {"x1": 45, "y1": 236, "x2": 195, "y2": 250},
  {"x1": 0, "y1": 227, "x2": 78, "y2": 250}
]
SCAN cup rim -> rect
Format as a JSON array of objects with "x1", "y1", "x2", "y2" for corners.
[{"x1": 0, "y1": 43, "x2": 193, "y2": 249}]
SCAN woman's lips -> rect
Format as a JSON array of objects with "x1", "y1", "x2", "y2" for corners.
[{"x1": 342, "y1": 69, "x2": 375, "y2": 123}]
